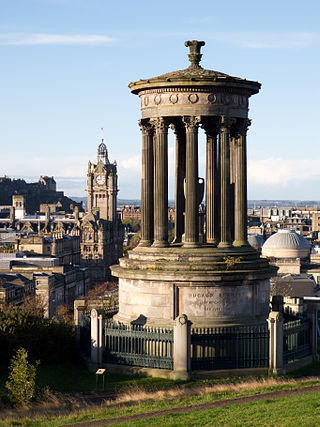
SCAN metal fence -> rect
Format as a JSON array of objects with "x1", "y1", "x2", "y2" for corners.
[
  {"x1": 191, "y1": 324, "x2": 269, "y2": 370},
  {"x1": 104, "y1": 321, "x2": 174, "y2": 369},
  {"x1": 283, "y1": 318, "x2": 311, "y2": 364}
]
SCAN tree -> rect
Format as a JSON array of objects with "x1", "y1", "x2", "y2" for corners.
[{"x1": 5, "y1": 348, "x2": 38, "y2": 406}]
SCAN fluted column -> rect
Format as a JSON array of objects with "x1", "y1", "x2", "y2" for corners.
[
  {"x1": 183, "y1": 116, "x2": 201, "y2": 248},
  {"x1": 151, "y1": 117, "x2": 169, "y2": 248},
  {"x1": 171, "y1": 121, "x2": 186, "y2": 243},
  {"x1": 139, "y1": 119, "x2": 154, "y2": 246},
  {"x1": 218, "y1": 116, "x2": 234, "y2": 248},
  {"x1": 233, "y1": 118, "x2": 250, "y2": 247},
  {"x1": 202, "y1": 118, "x2": 220, "y2": 245}
]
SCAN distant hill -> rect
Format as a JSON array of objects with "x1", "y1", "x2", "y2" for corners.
[
  {"x1": 248, "y1": 200, "x2": 320, "y2": 208},
  {"x1": 70, "y1": 197, "x2": 320, "y2": 210}
]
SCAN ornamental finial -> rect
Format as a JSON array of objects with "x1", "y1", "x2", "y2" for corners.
[{"x1": 185, "y1": 40, "x2": 205, "y2": 68}]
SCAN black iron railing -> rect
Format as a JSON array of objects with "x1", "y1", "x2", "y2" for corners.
[
  {"x1": 283, "y1": 318, "x2": 311, "y2": 363},
  {"x1": 191, "y1": 324, "x2": 269, "y2": 370},
  {"x1": 104, "y1": 321, "x2": 174, "y2": 369}
]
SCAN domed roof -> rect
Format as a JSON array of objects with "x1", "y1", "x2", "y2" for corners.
[
  {"x1": 129, "y1": 40, "x2": 261, "y2": 95},
  {"x1": 262, "y1": 229, "x2": 310, "y2": 250}
]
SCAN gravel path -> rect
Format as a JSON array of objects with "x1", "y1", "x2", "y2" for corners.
[{"x1": 63, "y1": 384, "x2": 320, "y2": 426}]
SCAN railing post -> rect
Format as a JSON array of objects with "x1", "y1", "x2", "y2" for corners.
[
  {"x1": 267, "y1": 296, "x2": 284, "y2": 374},
  {"x1": 74, "y1": 299, "x2": 86, "y2": 344},
  {"x1": 173, "y1": 314, "x2": 191, "y2": 379},
  {"x1": 91, "y1": 309, "x2": 105, "y2": 365},
  {"x1": 98, "y1": 313, "x2": 105, "y2": 365}
]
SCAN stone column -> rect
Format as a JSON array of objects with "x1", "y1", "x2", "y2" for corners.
[
  {"x1": 183, "y1": 116, "x2": 201, "y2": 248},
  {"x1": 218, "y1": 116, "x2": 234, "y2": 248},
  {"x1": 202, "y1": 118, "x2": 220, "y2": 245},
  {"x1": 171, "y1": 121, "x2": 186, "y2": 243},
  {"x1": 233, "y1": 119, "x2": 250, "y2": 247},
  {"x1": 173, "y1": 314, "x2": 191, "y2": 380},
  {"x1": 139, "y1": 119, "x2": 154, "y2": 246},
  {"x1": 151, "y1": 118, "x2": 169, "y2": 248}
]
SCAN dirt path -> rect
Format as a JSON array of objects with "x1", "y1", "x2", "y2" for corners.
[{"x1": 63, "y1": 384, "x2": 320, "y2": 426}]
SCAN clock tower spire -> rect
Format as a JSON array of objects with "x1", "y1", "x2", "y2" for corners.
[{"x1": 86, "y1": 136, "x2": 118, "y2": 221}]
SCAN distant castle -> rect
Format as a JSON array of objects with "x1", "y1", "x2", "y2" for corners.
[{"x1": 0, "y1": 175, "x2": 82, "y2": 214}]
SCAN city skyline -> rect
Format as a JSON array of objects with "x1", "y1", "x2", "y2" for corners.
[{"x1": 1, "y1": 0, "x2": 320, "y2": 199}]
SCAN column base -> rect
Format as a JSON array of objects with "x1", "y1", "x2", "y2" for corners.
[
  {"x1": 152, "y1": 240, "x2": 169, "y2": 248},
  {"x1": 139, "y1": 240, "x2": 153, "y2": 247},
  {"x1": 183, "y1": 241, "x2": 200, "y2": 249},
  {"x1": 206, "y1": 238, "x2": 218, "y2": 247},
  {"x1": 218, "y1": 241, "x2": 233, "y2": 249},
  {"x1": 233, "y1": 240, "x2": 249, "y2": 248}
]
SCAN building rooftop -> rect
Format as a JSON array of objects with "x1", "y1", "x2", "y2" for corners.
[{"x1": 262, "y1": 229, "x2": 310, "y2": 250}]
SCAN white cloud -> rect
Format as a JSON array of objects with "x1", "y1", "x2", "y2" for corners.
[
  {"x1": 119, "y1": 155, "x2": 141, "y2": 171},
  {"x1": 0, "y1": 33, "x2": 113, "y2": 46},
  {"x1": 248, "y1": 157, "x2": 320, "y2": 186}
]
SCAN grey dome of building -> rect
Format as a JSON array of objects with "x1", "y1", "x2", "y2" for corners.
[
  {"x1": 248, "y1": 234, "x2": 265, "y2": 250},
  {"x1": 262, "y1": 229, "x2": 311, "y2": 259}
]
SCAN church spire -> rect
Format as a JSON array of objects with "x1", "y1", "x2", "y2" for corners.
[{"x1": 97, "y1": 128, "x2": 110, "y2": 165}]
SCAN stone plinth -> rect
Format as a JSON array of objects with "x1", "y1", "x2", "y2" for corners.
[{"x1": 111, "y1": 245, "x2": 276, "y2": 328}]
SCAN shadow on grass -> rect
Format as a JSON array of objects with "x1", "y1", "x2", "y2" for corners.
[{"x1": 284, "y1": 361, "x2": 320, "y2": 378}]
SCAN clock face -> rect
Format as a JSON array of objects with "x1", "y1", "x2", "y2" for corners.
[{"x1": 96, "y1": 175, "x2": 105, "y2": 185}]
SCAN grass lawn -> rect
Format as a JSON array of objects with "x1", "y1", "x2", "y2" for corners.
[
  {"x1": 115, "y1": 391, "x2": 320, "y2": 427},
  {"x1": 0, "y1": 361, "x2": 320, "y2": 425},
  {"x1": 0, "y1": 375, "x2": 319, "y2": 426}
]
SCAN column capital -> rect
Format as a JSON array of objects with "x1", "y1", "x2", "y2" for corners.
[
  {"x1": 170, "y1": 120, "x2": 185, "y2": 137},
  {"x1": 150, "y1": 117, "x2": 169, "y2": 134},
  {"x1": 182, "y1": 115, "x2": 201, "y2": 131},
  {"x1": 201, "y1": 117, "x2": 221, "y2": 137},
  {"x1": 234, "y1": 118, "x2": 251, "y2": 137},
  {"x1": 138, "y1": 119, "x2": 153, "y2": 136},
  {"x1": 220, "y1": 115, "x2": 236, "y2": 131}
]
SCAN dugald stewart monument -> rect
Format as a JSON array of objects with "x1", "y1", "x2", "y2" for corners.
[{"x1": 111, "y1": 40, "x2": 276, "y2": 328}]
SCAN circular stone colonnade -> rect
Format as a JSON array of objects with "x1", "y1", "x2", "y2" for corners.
[{"x1": 111, "y1": 41, "x2": 276, "y2": 327}]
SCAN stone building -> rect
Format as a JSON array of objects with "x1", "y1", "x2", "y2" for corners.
[
  {"x1": 0, "y1": 256, "x2": 90, "y2": 317},
  {"x1": 262, "y1": 229, "x2": 311, "y2": 275},
  {"x1": 81, "y1": 141, "x2": 124, "y2": 280},
  {"x1": 15, "y1": 232, "x2": 81, "y2": 266}
]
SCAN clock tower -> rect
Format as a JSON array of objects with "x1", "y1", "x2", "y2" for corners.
[
  {"x1": 87, "y1": 139, "x2": 118, "y2": 221},
  {"x1": 81, "y1": 139, "x2": 123, "y2": 280}
]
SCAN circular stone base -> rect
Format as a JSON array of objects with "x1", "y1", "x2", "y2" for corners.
[{"x1": 111, "y1": 245, "x2": 276, "y2": 328}]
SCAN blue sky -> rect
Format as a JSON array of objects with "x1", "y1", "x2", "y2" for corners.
[{"x1": 1, "y1": 0, "x2": 320, "y2": 200}]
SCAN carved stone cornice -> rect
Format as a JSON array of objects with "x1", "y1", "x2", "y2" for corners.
[
  {"x1": 182, "y1": 116, "x2": 201, "y2": 131},
  {"x1": 149, "y1": 117, "x2": 169, "y2": 134}
]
